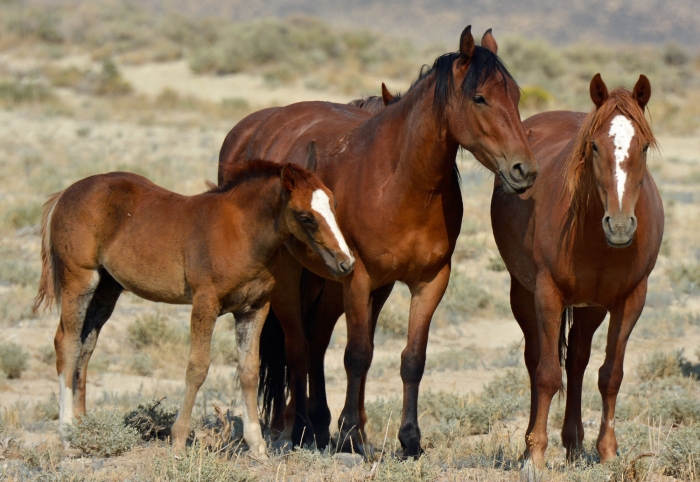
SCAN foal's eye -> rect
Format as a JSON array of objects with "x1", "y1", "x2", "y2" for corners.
[
  {"x1": 643, "y1": 144, "x2": 650, "y2": 154},
  {"x1": 591, "y1": 142, "x2": 598, "y2": 153},
  {"x1": 299, "y1": 214, "x2": 315, "y2": 226},
  {"x1": 473, "y1": 95, "x2": 486, "y2": 105}
]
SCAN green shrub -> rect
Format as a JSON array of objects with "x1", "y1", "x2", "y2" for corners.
[
  {"x1": 65, "y1": 410, "x2": 139, "y2": 457},
  {"x1": 0, "y1": 342, "x2": 29, "y2": 379},
  {"x1": 127, "y1": 311, "x2": 183, "y2": 349},
  {"x1": 130, "y1": 352, "x2": 153, "y2": 376},
  {"x1": 659, "y1": 424, "x2": 700, "y2": 478},
  {"x1": 125, "y1": 398, "x2": 178, "y2": 441},
  {"x1": 636, "y1": 349, "x2": 685, "y2": 380},
  {"x1": 0, "y1": 80, "x2": 55, "y2": 105}
]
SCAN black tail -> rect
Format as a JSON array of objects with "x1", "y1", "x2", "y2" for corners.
[{"x1": 258, "y1": 309, "x2": 288, "y2": 428}]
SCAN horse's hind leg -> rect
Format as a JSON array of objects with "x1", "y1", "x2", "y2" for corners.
[
  {"x1": 596, "y1": 279, "x2": 647, "y2": 462},
  {"x1": 235, "y1": 303, "x2": 270, "y2": 458},
  {"x1": 74, "y1": 271, "x2": 123, "y2": 417},
  {"x1": 54, "y1": 268, "x2": 101, "y2": 436},
  {"x1": 171, "y1": 292, "x2": 220, "y2": 453},
  {"x1": 561, "y1": 306, "x2": 606, "y2": 461}
]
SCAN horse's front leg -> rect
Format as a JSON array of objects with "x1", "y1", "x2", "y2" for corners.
[
  {"x1": 596, "y1": 278, "x2": 647, "y2": 462},
  {"x1": 561, "y1": 306, "x2": 607, "y2": 461},
  {"x1": 398, "y1": 264, "x2": 450, "y2": 458},
  {"x1": 525, "y1": 274, "x2": 565, "y2": 469},
  {"x1": 337, "y1": 262, "x2": 374, "y2": 458},
  {"x1": 235, "y1": 302, "x2": 270, "y2": 458},
  {"x1": 171, "y1": 292, "x2": 220, "y2": 453}
]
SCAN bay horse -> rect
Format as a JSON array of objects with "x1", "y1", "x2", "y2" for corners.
[
  {"x1": 347, "y1": 83, "x2": 402, "y2": 114},
  {"x1": 490, "y1": 74, "x2": 662, "y2": 471},
  {"x1": 218, "y1": 26, "x2": 538, "y2": 457},
  {"x1": 33, "y1": 150, "x2": 354, "y2": 457}
]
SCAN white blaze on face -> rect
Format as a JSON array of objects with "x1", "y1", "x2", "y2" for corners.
[
  {"x1": 608, "y1": 115, "x2": 635, "y2": 210},
  {"x1": 310, "y1": 189, "x2": 353, "y2": 260}
]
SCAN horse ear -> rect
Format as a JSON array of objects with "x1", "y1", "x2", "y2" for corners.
[
  {"x1": 281, "y1": 163, "x2": 295, "y2": 192},
  {"x1": 589, "y1": 73, "x2": 609, "y2": 109},
  {"x1": 480, "y1": 28, "x2": 498, "y2": 55},
  {"x1": 457, "y1": 25, "x2": 475, "y2": 69},
  {"x1": 632, "y1": 74, "x2": 651, "y2": 110},
  {"x1": 381, "y1": 83, "x2": 394, "y2": 106},
  {"x1": 305, "y1": 140, "x2": 317, "y2": 172}
]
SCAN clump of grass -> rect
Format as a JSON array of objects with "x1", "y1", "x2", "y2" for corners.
[
  {"x1": 125, "y1": 398, "x2": 178, "y2": 441},
  {"x1": 0, "y1": 342, "x2": 30, "y2": 379},
  {"x1": 39, "y1": 344, "x2": 55, "y2": 365},
  {"x1": 636, "y1": 349, "x2": 685, "y2": 380},
  {"x1": 127, "y1": 311, "x2": 184, "y2": 349},
  {"x1": 0, "y1": 79, "x2": 55, "y2": 106},
  {"x1": 92, "y1": 57, "x2": 132, "y2": 96},
  {"x1": 150, "y1": 443, "x2": 254, "y2": 481},
  {"x1": 440, "y1": 270, "x2": 494, "y2": 323},
  {"x1": 372, "y1": 455, "x2": 439, "y2": 481},
  {"x1": 65, "y1": 410, "x2": 139, "y2": 457},
  {"x1": 659, "y1": 424, "x2": 700, "y2": 478},
  {"x1": 33, "y1": 393, "x2": 59, "y2": 421},
  {"x1": 667, "y1": 260, "x2": 700, "y2": 294},
  {"x1": 425, "y1": 347, "x2": 481, "y2": 372},
  {"x1": 130, "y1": 352, "x2": 153, "y2": 376},
  {"x1": 0, "y1": 245, "x2": 40, "y2": 287}
]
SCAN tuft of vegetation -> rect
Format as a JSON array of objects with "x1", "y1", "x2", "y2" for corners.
[
  {"x1": 667, "y1": 260, "x2": 700, "y2": 294},
  {"x1": 439, "y1": 270, "x2": 494, "y2": 323},
  {"x1": 33, "y1": 394, "x2": 60, "y2": 422},
  {"x1": 659, "y1": 424, "x2": 700, "y2": 478},
  {"x1": 376, "y1": 305, "x2": 407, "y2": 339},
  {"x1": 124, "y1": 398, "x2": 178, "y2": 441},
  {"x1": 0, "y1": 341, "x2": 30, "y2": 379},
  {"x1": 4, "y1": 201, "x2": 42, "y2": 229},
  {"x1": 151, "y1": 443, "x2": 254, "y2": 481},
  {"x1": 65, "y1": 410, "x2": 139, "y2": 457},
  {"x1": 127, "y1": 311, "x2": 184, "y2": 349},
  {"x1": 130, "y1": 352, "x2": 153, "y2": 376},
  {"x1": 636, "y1": 349, "x2": 686, "y2": 380},
  {"x1": 0, "y1": 79, "x2": 55, "y2": 106}
]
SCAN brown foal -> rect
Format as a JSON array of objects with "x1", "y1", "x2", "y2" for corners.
[
  {"x1": 491, "y1": 74, "x2": 662, "y2": 472},
  {"x1": 34, "y1": 150, "x2": 354, "y2": 456}
]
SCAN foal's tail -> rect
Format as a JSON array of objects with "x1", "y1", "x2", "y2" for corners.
[{"x1": 33, "y1": 191, "x2": 64, "y2": 313}]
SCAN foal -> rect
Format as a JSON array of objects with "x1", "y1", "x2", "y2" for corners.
[{"x1": 34, "y1": 153, "x2": 354, "y2": 456}]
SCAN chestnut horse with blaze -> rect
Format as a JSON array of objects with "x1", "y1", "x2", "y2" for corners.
[
  {"x1": 219, "y1": 26, "x2": 538, "y2": 457},
  {"x1": 33, "y1": 154, "x2": 353, "y2": 456},
  {"x1": 491, "y1": 74, "x2": 662, "y2": 470}
]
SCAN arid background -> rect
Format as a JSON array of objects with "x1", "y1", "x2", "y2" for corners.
[{"x1": 1, "y1": 1, "x2": 700, "y2": 480}]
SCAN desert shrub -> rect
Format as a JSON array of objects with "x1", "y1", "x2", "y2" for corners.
[
  {"x1": 150, "y1": 443, "x2": 254, "y2": 481},
  {"x1": 0, "y1": 79, "x2": 55, "y2": 106},
  {"x1": 376, "y1": 305, "x2": 406, "y2": 339},
  {"x1": 439, "y1": 270, "x2": 493, "y2": 323},
  {"x1": 659, "y1": 424, "x2": 700, "y2": 478},
  {"x1": 0, "y1": 342, "x2": 29, "y2": 379},
  {"x1": 125, "y1": 398, "x2": 178, "y2": 441},
  {"x1": 65, "y1": 410, "x2": 139, "y2": 457},
  {"x1": 487, "y1": 255, "x2": 507, "y2": 272},
  {"x1": 39, "y1": 344, "x2": 55, "y2": 365},
  {"x1": 210, "y1": 330, "x2": 238, "y2": 365},
  {"x1": 33, "y1": 394, "x2": 59, "y2": 421},
  {"x1": 667, "y1": 260, "x2": 700, "y2": 294},
  {"x1": 130, "y1": 352, "x2": 153, "y2": 376},
  {"x1": 636, "y1": 349, "x2": 685, "y2": 380},
  {"x1": 0, "y1": 251, "x2": 39, "y2": 287},
  {"x1": 92, "y1": 57, "x2": 131, "y2": 96},
  {"x1": 623, "y1": 375, "x2": 700, "y2": 425},
  {"x1": 127, "y1": 311, "x2": 184, "y2": 349},
  {"x1": 520, "y1": 85, "x2": 554, "y2": 111}
]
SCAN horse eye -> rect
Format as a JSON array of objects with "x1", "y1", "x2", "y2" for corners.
[
  {"x1": 643, "y1": 144, "x2": 649, "y2": 153},
  {"x1": 592, "y1": 142, "x2": 598, "y2": 153},
  {"x1": 473, "y1": 95, "x2": 486, "y2": 105},
  {"x1": 299, "y1": 214, "x2": 315, "y2": 226}
]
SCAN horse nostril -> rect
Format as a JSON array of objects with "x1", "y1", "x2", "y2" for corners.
[
  {"x1": 629, "y1": 216, "x2": 637, "y2": 232},
  {"x1": 340, "y1": 261, "x2": 351, "y2": 273},
  {"x1": 510, "y1": 163, "x2": 527, "y2": 182},
  {"x1": 604, "y1": 215, "x2": 612, "y2": 232}
]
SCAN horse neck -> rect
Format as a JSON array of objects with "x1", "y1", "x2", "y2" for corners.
[
  {"x1": 363, "y1": 79, "x2": 459, "y2": 190},
  {"x1": 219, "y1": 179, "x2": 288, "y2": 256}
]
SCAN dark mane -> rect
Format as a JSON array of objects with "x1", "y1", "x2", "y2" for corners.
[
  {"x1": 211, "y1": 160, "x2": 316, "y2": 193},
  {"x1": 410, "y1": 46, "x2": 515, "y2": 118}
]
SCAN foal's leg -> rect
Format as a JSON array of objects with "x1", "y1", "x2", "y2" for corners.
[
  {"x1": 236, "y1": 303, "x2": 270, "y2": 458},
  {"x1": 509, "y1": 277, "x2": 540, "y2": 446},
  {"x1": 171, "y1": 292, "x2": 221, "y2": 453},
  {"x1": 527, "y1": 274, "x2": 565, "y2": 468},
  {"x1": 398, "y1": 264, "x2": 450, "y2": 458},
  {"x1": 561, "y1": 306, "x2": 607, "y2": 461},
  {"x1": 55, "y1": 269, "x2": 100, "y2": 436},
  {"x1": 74, "y1": 272, "x2": 123, "y2": 417},
  {"x1": 596, "y1": 279, "x2": 647, "y2": 462}
]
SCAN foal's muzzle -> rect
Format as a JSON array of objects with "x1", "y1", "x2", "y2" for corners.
[{"x1": 603, "y1": 213, "x2": 637, "y2": 248}]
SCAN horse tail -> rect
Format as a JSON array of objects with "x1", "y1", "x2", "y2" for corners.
[
  {"x1": 558, "y1": 305, "x2": 574, "y2": 395},
  {"x1": 258, "y1": 308, "x2": 288, "y2": 428},
  {"x1": 33, "y1": 191, "x2": 64, "y2": 313}
]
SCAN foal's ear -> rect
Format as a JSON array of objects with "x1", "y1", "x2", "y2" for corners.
[
  {"x1": 457, "y1": 25, "x2": 475, "y2": 70},
  {"x1": 305, "y1": 140, "x2": 318, "y2": 172},
  {"x1": 632, "y1": 74, "x2": 651, "y2": 110},
  {"x1": 381, "y1": 83, "x2": 394, "y2": 106},
  {"x1": 281, "y1": 163, "x2": 295, "y2": 192},
  {"x1": 589, "y1": 73, "x2": 609, "y2": 109},
  {"x1": 480, "y1": 28, "x2": 498, "y2": 55}
]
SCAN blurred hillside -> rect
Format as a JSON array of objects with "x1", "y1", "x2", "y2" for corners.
[{"x1": 30, "y1": 0, "x2": 700, "y2": 48}]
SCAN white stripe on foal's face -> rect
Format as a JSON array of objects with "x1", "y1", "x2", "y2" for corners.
[
  {"x1": 310, "y1": 189, "x2": 352, "y2": 259},
  {"x1": 609, "y1": 115, "x2": 635, "y2": 210}
]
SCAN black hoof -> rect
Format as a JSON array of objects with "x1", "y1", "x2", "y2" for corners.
[{"x1": 398, "y1": 422, "x2": 423, "y2": 459}]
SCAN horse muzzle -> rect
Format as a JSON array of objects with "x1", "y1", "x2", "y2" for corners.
[{"x1": 603, "y1": 213, "x2": 637, "y2": 248}]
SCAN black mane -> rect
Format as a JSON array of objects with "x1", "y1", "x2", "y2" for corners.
[{"x1": 411, "y1": 46, "x2": 516, "y2": 118}]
